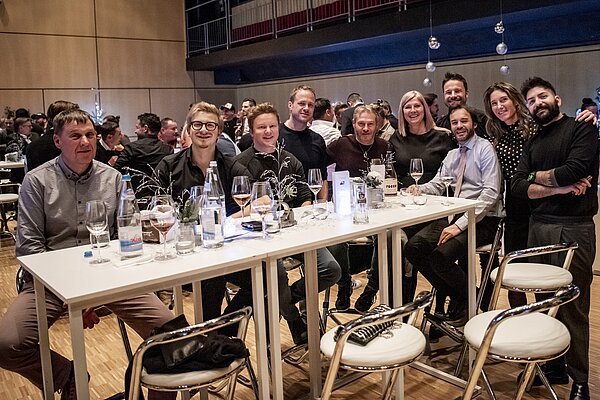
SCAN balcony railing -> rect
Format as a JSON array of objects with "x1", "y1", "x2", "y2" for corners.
[{"x1": 186, "y1": 0, "x2": 413, "y2": 57}]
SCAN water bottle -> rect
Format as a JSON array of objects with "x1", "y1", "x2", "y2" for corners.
[
  {"x1": 117, "y1": 174, "x2": 144, "y2": 258},
  {"x1": 384, "y1": 150, "x2": 398, "y2": 196},
  {"x1": 201, "y1": 161, "x2": 224, "y2": 248}
]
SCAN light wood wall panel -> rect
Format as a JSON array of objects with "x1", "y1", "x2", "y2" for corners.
[
  {"x1": 96, "y1": 89, "x2": 151, "y2": 139},
  {"x1": 95, "y1": 0, "x2": 184, "y2": 41},
  {"x1": 43, "y1": 90, "x2": 99, "y2": 118},
  {"x1": 149, "y1": 88, "x2": 196, "y2": 129},
  {"x1": 0, "y1": 34, "x2": 98, "y2": 89},
  {"x1": 97, "y1": 38, "x2": 193, "y2": 88},
  {"x1": 0, "y1": 90, "x2": 45, "y2": 116},
  {"x1": 0, "y1": 0, "x2": 95, "y2": 36}
]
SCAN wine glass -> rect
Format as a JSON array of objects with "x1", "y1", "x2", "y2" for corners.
[
  {"x1": 307, "y1": 168, "x2": 323, "y2": 214},
  {"x1": 149, "y1": 194, "x2": 177, "y2": 261},
  {"x1": 231, "y1": 176, "x2": 251, "y2": 221},
  {"x1": 409, "y1": 158, "x2": 424, "y2": 187},
  {"x1": 439, "y1": 165, "x2": 454, "y2": 206},
  {"x1": 85, "y1": 200, "x2": 110, "y2": 264},
  {"x1": 250, "y1": 182, "x2": 274, "y2": 239}
]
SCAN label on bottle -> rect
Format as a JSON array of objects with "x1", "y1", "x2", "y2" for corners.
[
  {"x1": 118, "y1": 214, "x2": 143, "y2": 257},
  {"x1": 384, "y1": 177, "x2": 398, "y2": 195}
]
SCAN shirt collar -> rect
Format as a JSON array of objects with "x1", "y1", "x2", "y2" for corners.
[
  {"x1": 99, "y1": 138, "x2": 111, "y2": 151},
  {"x1": 458, "y1": 134, "x2": 477, "y2": 151},
  {"x1": 57, "y1": 155, "x2": 95, "y2": 183}
]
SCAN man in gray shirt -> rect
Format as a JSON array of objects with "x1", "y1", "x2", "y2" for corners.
[{"x1": 0, "y1": 109, "x2": 175, "y2": 400}]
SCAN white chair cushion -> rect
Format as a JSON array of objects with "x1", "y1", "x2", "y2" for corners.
[
  {"x1": 464, "y1": 310, "x2": 570, "y2": 359},
  {"x1": 141, "y1": 358, "x2": 244, "y2": 388},
  {"x1": 490, "y1": 263, "x2": 572, "y2": 290},
  {"x1": 321, "y1": 323, "x2": 425, "y2": 368},
  {"x1": 0, "y1": 194, "x2": 18, "y2": 204}
]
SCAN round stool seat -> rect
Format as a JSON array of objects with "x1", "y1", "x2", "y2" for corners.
[
  {"x1": 464, "y1": 310, "x2": 570, "y2": 359},
  {"x1": 0, "y1": 193, "x2": 18, "y2": 204},
  {"x1": 490, "y1": 263, "x2": 573, "y2": 290},
  {"x1": 321, "y1": 323, "x2": 425, "y2": 368},
  {"x1": 141, "y1": 358, "x2": 244, "y2": 388}
]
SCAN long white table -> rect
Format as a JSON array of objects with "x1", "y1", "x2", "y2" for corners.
[
  {"x1": 20, "y1": 195, "x2": 479, "y2": 400},
  {"x1": 18, "y1": 241, "x2": 271, "y2": 400},
  {"x1": 248, "y1": 195, "x2": 480, "y2": 400}
]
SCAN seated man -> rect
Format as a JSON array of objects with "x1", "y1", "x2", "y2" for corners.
[
  {"x1": 228, "y1": 102, "x2": 341, "y2": 345},
  {"x1": 404, "y1": 106, "x2": 504, "y2": 325},
  {"x1": 325, "y1": 104, "x2": 388, "y2": 311},
  {"x1": 155, "y1": 102, "x2": 240, "y2": 321},
  {"x1": 0, "y1": 109, "x2": 175, "y2": 400}
]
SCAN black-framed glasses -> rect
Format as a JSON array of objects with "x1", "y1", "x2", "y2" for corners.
[{"x1": 190, "y1": 121, "x2": 218, "y2": 131}]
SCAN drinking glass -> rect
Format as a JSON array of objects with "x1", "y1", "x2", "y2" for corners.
[
  {"x1": 439, "y1": 165, "x2": 454, "y2": 206},
  {"x1": 149, "y1": 194, "x2": 177, "y2": 261},
  {"x1": 307, "y1": 168, "x2": 323, "y2": 214},
  {"x1": 189, "y1": 185, "x2": 203, "y2": 246},
  {"x1": 409, "y1": 158, "x2": 424, "y2": 187},
  {"x1": 231, "y1": 176, "x2": 251, "y2": 221},
  {"x1": 85, "y1": 200, "x2": 110, "y2": 264},
  {"x1": 250, "y1": 182, "x2": 274, "y2": 239}
]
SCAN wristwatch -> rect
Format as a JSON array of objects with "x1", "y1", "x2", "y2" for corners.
[{"x1": 527, "y1": 171, "x2": 536, "y2": 183}]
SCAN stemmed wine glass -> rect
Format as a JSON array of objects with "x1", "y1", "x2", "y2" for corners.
[
  {"x1": 409, "y1": 158, "x2": 424, "y2": 187},
  {"x1": 149, "y1": 194, "x2": 177, "y2": 261},
  {"x1": 439, "y1": 164, "x2": 454, "y2": 206},
  {"x1": 232, "y1": 176, "x2": 251, "y2": 221},
  {"x1": 250, "y1": 182, "x2": 274, "y2": 239},
  {"x1": 307, "y1": 168, "x2": 323, "y2": 214},
  {"x1": 85, "y1": 200, "x2": 110, "y2": 264}
]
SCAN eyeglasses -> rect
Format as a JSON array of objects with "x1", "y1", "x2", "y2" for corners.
[{"x1": 190, "y1": 121, "x2": 218, "y2": 131}]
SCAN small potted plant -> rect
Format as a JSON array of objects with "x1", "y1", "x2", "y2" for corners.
[{"x1": 363, "y1": 170, "x2": 384, "y2": 208}]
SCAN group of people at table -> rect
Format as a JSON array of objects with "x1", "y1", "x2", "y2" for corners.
[{"x1": 0, "y1": 71, "x2": 597, "y2": 400}]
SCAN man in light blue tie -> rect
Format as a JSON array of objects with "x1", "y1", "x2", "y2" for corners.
[{"x1": 404, "y1": 105, "x2": 504, "y2": 325}]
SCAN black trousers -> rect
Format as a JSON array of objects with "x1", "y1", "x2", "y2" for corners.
[
  {"x1": 529, "y1": 217, "x2": 594, "y2": 384},
  {"x1": 404, "y1": 217, "x2": 499, "y2": 305}
]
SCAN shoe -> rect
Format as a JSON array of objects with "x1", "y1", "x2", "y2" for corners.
[
  {"x1": 335, "y1": 284, "x2": 353, "y2": 311},
  {"x1": 570, "y1": 382, "x2": 590, "y2": 400},
  {"x1": 517, "y1": 363, "x2": 569, "y2": 387},
  {"x1": 287, "y1": 317, "x2": 308, "y2": 345},
  {"x1": 428, "y1": 325, "x2": 445, "y2": 343},
  {"x1": 439, "y1": 305, "x2": 468, "y2": 327},
  {"x1": 354, "y1": 288, "x2": 377, "y2": 313}
]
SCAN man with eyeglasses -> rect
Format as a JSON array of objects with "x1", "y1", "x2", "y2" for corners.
[
  {"x1": 114, "y1": 113, "x2": 172, "y2": 198},
  {"x1": 155, "y1": 102, "x2": 239, "y2": 321}
]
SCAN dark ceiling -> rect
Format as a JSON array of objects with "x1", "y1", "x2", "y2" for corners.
[{"x1": 186, "y1": 0, "x2": 600, "y2": 85}]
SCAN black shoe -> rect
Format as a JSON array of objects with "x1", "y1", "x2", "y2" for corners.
[
  {"x1": 354, "y1": 288, "x2": 377, "y2": 313},
  {"x1": 517, "y1": 364, "x2": 569, "y2": 387},
  {"x1": 570, "y1": 382, "x2": 590, "y2": 400},
  {"x1": 440, "y1": 304, "x2": 468, "y2": 327},
  {"x1": 428, "y1": 325, "x2": 445, "y2": 343},
  {"x1": 287, "y1": 317, "x2": 308, "y2": 345},
  {"x1": 335, "y1": 284, "x2": 352, "y2": 311}
]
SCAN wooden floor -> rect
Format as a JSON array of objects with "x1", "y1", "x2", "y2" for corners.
[{"x1": 0, "y1": 226, "x2": 598, "y2": 399}]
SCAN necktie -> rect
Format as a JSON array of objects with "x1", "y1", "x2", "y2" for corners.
[
  {"x1": 453, "y1": 146, "x2": 468, "y2": 198},
  {"x1": 449, "y1": 146, "x2": 468, "y2": 224}
]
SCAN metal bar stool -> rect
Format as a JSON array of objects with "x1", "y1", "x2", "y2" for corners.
[
  {"x1": 320, "y1": 291, "x2": 433, "y2": 400},
  {"x1": 460, "y1": 284, "x2": 579, "y2": 400}
]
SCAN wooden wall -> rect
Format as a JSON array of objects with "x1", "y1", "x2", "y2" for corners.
[
  {"x1": 0, "y1": 0, "x2": 235, "y2": 139},
  {"x1": 235, "y1": 45, "x2": 600, "y2": 120}
]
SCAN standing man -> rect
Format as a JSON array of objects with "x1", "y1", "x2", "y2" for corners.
[
  {"x1": 340, "y1": 92, "x2": 364, "y2": 135},
  {"x1": 279, "y1": 85, "x2": 329, "y2": 200},
  {"x1": 404, "y1": 105, "x2": 504, "y2": 324},
  {"x1": 512, "y1": 77, "x2": 598, "y2": 400},
  {"x1": 436, "y1": 72, "x2": 490, "y2": 140},
  {"x1": 157, "y1": 117, "x2": 179, "y2": 149},
  {"x1": 219, "y1": 103, "x2": 238, "y2": 142},
  {"x1": 0, "y1": 109, "x2": 175, "y2": 400},
  {"x1": 236, "y1": 98, "x2": 257, "y2": 151},
  {"x1": 114, "y1": 112, "x2": 172, "y2": 198}
]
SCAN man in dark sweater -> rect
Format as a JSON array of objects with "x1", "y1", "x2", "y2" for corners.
[
  {"x1": 279, "y1": 84, "x2": 330, "y2": 201},
  {"x1": 229, "y1": 103, "x2": 341, "y2": 345},
  {"x1": 512, "y1": 77, "x2": 598, "y2": 400}
]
